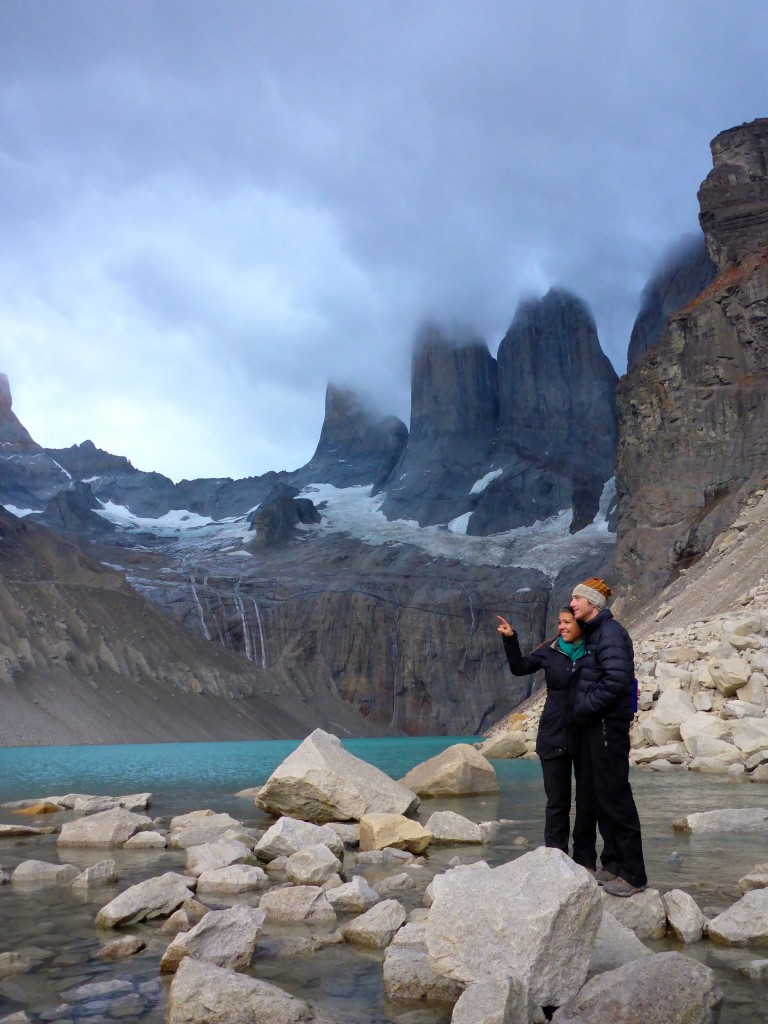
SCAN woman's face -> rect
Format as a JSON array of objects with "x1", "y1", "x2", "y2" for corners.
[{"x1": 558, "y1": 611, "x2": 582, "y2": 643}]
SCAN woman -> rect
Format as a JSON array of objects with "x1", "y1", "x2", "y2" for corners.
[{"x1": 497, "y1": 608, "x2": 597, "y2": 871}]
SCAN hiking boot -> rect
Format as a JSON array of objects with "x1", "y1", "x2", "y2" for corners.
[
  {"x1": 593, "y1": 868, "x2": 618, "y2": 885},
  {"x1": 602, "y1": 877, "x2": 646, "y2": 898}
]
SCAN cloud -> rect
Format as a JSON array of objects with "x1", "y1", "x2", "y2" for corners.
[{"x1": 1, "y1": 0, "x2": 767, "y2": 479}]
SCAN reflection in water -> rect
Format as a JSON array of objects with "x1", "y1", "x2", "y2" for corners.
[{"x1": 0, "y1": 740, "x2": 767, "y2": 1022}]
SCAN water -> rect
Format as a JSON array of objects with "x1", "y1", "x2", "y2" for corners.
[{"x1": 1, "y1": 737, "x2": 767, "y2": 1022}]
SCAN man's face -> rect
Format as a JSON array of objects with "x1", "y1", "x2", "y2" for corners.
[{"x1": 570, "y1": 594, "x2": 598, "y2": 622}]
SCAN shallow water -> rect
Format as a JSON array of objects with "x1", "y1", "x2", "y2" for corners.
[{"x1": 0, "y1": 738, "x2": 767, "y2": 1022}]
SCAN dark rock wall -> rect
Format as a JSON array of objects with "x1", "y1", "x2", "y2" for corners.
[
  {"x1": 615, "y1": 118, "x2": 768, "y2": 603},
  {"x1": 627, "y1": 235, "x2": 717, "y2": 370},
  {"x1": 379, "y1": 325, "x2": 499, "y2": 525}
]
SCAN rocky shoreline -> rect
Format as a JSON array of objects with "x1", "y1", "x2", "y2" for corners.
[{"x1": 2, "y1": 730, "x2": 768, "y2": 1022}]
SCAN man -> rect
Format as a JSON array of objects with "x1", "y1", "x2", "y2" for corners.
[{"x1": 569, "y1": 577, "x2": 647, "y2": 897}]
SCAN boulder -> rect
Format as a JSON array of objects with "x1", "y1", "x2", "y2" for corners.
[
  {"x1": 355, "y1": 847, "x2": 416, "y2": 867},
  {"x1": 259, "y1": 885, "x2": 337, "y2": 924},
  {"x1": 256, "y1": 729, "x2": 419, "y2": 821},
  {"x1": 684, "y1": 734, "x2": 740, "y2": 760},
  {"x1": 425, "y1": 810, "x2": 485, "y2": 844},
  {"x1": 255, "y1": 816, "x2": 345, "y2": 861},
  {"x1": 630, "y1": 743, "x2": 687, "y2": 765},
  {"x1": 679, "y1": 713, "x2": 733, "y2": 755},
  {"x1": 588, "y1": 909, "x2": 651, "y2": 976},
  {"x1": 600, "y1": 888, "x2": 666, "y2": 940},
  {"x1": 374, "y1": 872, "x2": 418, "y2": 898},
  {"x1": 95, "y1": 872, "x2": 196, "y2": 928},
  {"x1": 478, "y1": 732, "x2": 528, "y2": 759},
  {"x1": 652, "y1": 688, "x2": 696, "y2": 728},
  {"x1": 57, "y1": 807, "x2": 153, "y2": 847},
  {"x1": 707, "y1": 888, "x2": 768, "y2": 944},
  {"x1": 662, "y1": 890, "x2": 706, "y2": 943},
  {"x1": 739, "y1": 863, "x2": 768, "y2": 893},
  {"x1": 359, "y1": 812, "x2": 433, "y2": 854},
  {"x1": 285, "y1": 843, "x2": 342, "y2": 886},
  {"x1": 195, "y1": 864, "x2": 268, "y2": 893},
  {"x1": 96, "y1": 935, "x2": 146, "y2": 960},
  {"x1": 325, "y1": 875, "x2": 380, "y2": 913},
  {"x1": 341, "y1": 898, "x2": 406, "y2": 948},
  {"x1": 0, "y1": 824, "x2": 56, "y2": 838},
  {"x1": 708, "y1": 658, "x2": 751, "y2": 697},
  {"x1": 673, "y1": 807, "x2": 768, "y2": 833},
  {"x1": 167, "y1": 814, "x2": 245, "y2": 850},
  {"x1": 425, "y1": 847, "x2": 602, "y2": 1006},
  {"x1": 639, "y1": 715, "x2": 681, "y2": 747},
  {"x1": 551, "y1": 951, "x2": 722, "y2": 1023},
  {"x1": 123, "y1": 831, "x2": 167, "y2": 848},
  {"x1": 11, "y1": 860, "x2": 79, "y2": 885},
  {"x1": 70, "y1": 859, "x2": 119, "y2": 889},
  {"x1": 160, "y1": 905, "x2": 266, "y2": 973},
  {"x1": 731, "y1": 719, "x2": 768, "y2": 757},
  {"x1": 167, "y1": 958, "x2": 333, "y2": 1024},
  {"x1": 401, "y1": 744, "x2": 498, "y2": 797},
  {"x1": 185, "y1": 838, "x2": 251, "y2": 877},
  {"x1": 451, "y1": 977, "x2": 535, "y2": 1024},
  {"x1": 383, "y1": 920, "x2": 464, "y2": 1003}
]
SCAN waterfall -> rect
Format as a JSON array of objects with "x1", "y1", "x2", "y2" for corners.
[
  {"x1": 251, "y1": 598, "x2": 267, "y2": 669},
  {"x1": 189, "y1": 574, "x2": 212, "y2": 641},
  {"x1": 233, "y1": 592, "x2": 253, "y2": 662}
]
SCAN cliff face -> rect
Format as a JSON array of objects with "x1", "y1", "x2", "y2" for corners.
[
  {"x1": 379, "y1": 325, "x2": 499, "y2": 525},
  {"x1": 0, "y1": 506, "x2": 379, "y2": 745},
  {"x1": 626, "y1": 235, "x2": 717, "y2": 370},
  {"x1": 615, "y1": 118, "x2": 768, "y2": 603}
]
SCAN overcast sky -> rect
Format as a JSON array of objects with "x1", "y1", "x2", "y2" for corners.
[{"x1": 1, "y1": 1, "x2": 766, "y2": 482}]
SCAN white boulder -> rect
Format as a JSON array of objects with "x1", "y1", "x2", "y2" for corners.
[{"x1": 160, "y1": 905, "x2": 266, "y2": 973}]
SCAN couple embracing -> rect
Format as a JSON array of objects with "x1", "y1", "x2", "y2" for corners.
[{"x1": 497, "y1": 577, "x2": 647, "y2": 898}]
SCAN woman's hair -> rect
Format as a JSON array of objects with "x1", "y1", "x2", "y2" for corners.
[{"x1": 559, "y1": 606, "x2": 576, "y2": 616}]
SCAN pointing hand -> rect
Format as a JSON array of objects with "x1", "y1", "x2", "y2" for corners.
[{"x1": 496, "y1": 615, "x2": 514, "y2": 636}]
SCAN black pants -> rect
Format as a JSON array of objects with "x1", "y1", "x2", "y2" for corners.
[
  {"x1": 540, "y1": 753, "x2": 598, "y2": 870},
  {"x1": 572, "y1": 717, "x2": 647, "y2": 888}
]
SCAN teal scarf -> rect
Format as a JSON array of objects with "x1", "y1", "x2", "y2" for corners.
[{"x1": 557, "y1": 636, "x2": 585, "y2": 661}]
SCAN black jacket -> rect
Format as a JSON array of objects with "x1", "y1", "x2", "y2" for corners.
[
  {"x1": 503, "y1": 633, "x2": 583, "y2": 760},
  {"x1": 571, "y1": 609, "x2": 635, "y2": 724}
]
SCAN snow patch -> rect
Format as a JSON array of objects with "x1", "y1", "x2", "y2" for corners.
[
  {"x1": 94, "y1": 502, "x2": 216, "y2": 533},
  {"x1": 448, "y1": 512, "x2": 472, "y2": 535},
  {"x1": 470, "y1": 469, "x2": 503, "y2": 494},
  {"x1": 1, "y1": 504, "x2": 42, "y2": 517}
]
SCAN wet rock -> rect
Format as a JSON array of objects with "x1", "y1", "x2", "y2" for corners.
[
  {"x1": 425, "y1": 848, "x2": 601, "y2": 1006},
  {"x1": 551, "y1": 951, "x2": 722, "y2": 1023},
  {"x1": 673, "y1": 807, "x2": 768, "y2": 833},
  {"x1": 341, "y1": 898, "x2": 406, "y2": 948},
  {"x1": 359, "y1": 812, "x2": 432, "y2": 854},
  {"x1": 255, "y1": 816, "x2": 344, "y2": 861},
  {"x1": 95, "y1": 872, "x2": 196, "y2": 928},
  {"x1": 256, "y1": 729, "x2": 419, "y2": 822},
  {"x1": 195, "y1": 864, "x2": 268, "y2": 893},
  {"x1": 0, "y1": 952, "x2": 34, "y2": 977},
  {"x1": 284, "y1": 843, "x2": 342, "y2": 885},
  {"x1": 451, "y1": 977, "x2": 534, "y2": 1024},
  {"x1": 478, "y1": 732, "x2": 528, "y2": 759},
  {"x1": 0, "y1": 1013, "x2": 32, "y2": 1023},
  {"x1": 57, "y1": 807, "x2": 153, "y2": 848},
  {"x1": 160, "y1": 900, "x2": 210, "y2": 935},
  {"x1": 11, "y1": 860, "x2": 79, "y2": 886},
  {"x1": 167, "y1": 957, "x2": 334, "y2": 1024},
  {"x1": 374, "y1": 872, "x2": 418, "y2": 898},
  {"x1": 61, "y1": 979, "x2": 136, "y2": 1002},
  {"x1": 185, "y1": 838, "x2": 251, "y2": 877},
  {"x1": 738, "y1": 863, "x2": 768, "y2": 892},
  {"x1": 325, "y1": 875, "x2": 380, "y2": 913},
  {"x1": 11, "y1": 800, "x2": 62, "y2": 816},
  {"x1": 738, "y1": 958, "x2": 768, "y2": 980},
  {"x1": 160, "y1": 905, "x2": 266, "y2": 973},
  {"x1": 96, "y1": 936, "x2": 146, "y2": 960},
  {"x1": 707, "y1": 888, "x2": 768, "y2": 944},
  {"x1": 662, "y1": 890, "x2": 706, "y2": 943},
  {"x1": 167, "y1": 813, "x2": 245, "y2": 850},
  {"x1": 401, "y1": 744, "x2": 498, "y2": 797},
  {"x1": 0, "y1": 824, "x2": 57, "y2": 837},
  {"x1": 325, "y1": 822, "x2": 359, "y2": 847},
  {"x1": 600, "y1": 888, "x2": 666, "y2": 940},
  {"x1": 588, "y1": 909, "x2": 651, "y2": 976},
  {"x1": 70, "y1": 858, "x2": 118, "y2": 889},
  {"x1": 424, "y1": 811, "x2": 485, "y2": 844},
  {"x1": 383, "y1": 921, "x2": 464, "y2": 1004},
  {"x1": 122, "y1": 830, "x2": 167, "y2": 848},
  {"x1": 259, "y1": 884, "x2": 337, "y2": 924},
  {"x1": 355, "y1": 847, "x2": 416, "y2": 866}
]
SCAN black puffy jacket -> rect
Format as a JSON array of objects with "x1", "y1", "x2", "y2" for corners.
[
  {"x1": 571, "y1": 609, "x2": 635, "y2": 724},
  {"x1": 503, "y1": 633, "x2": 584, "y2": 760}
]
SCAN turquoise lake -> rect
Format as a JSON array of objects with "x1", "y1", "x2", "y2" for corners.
[{"x1": 1, "y1": 737, "x2": 768, "y2": 1023}]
